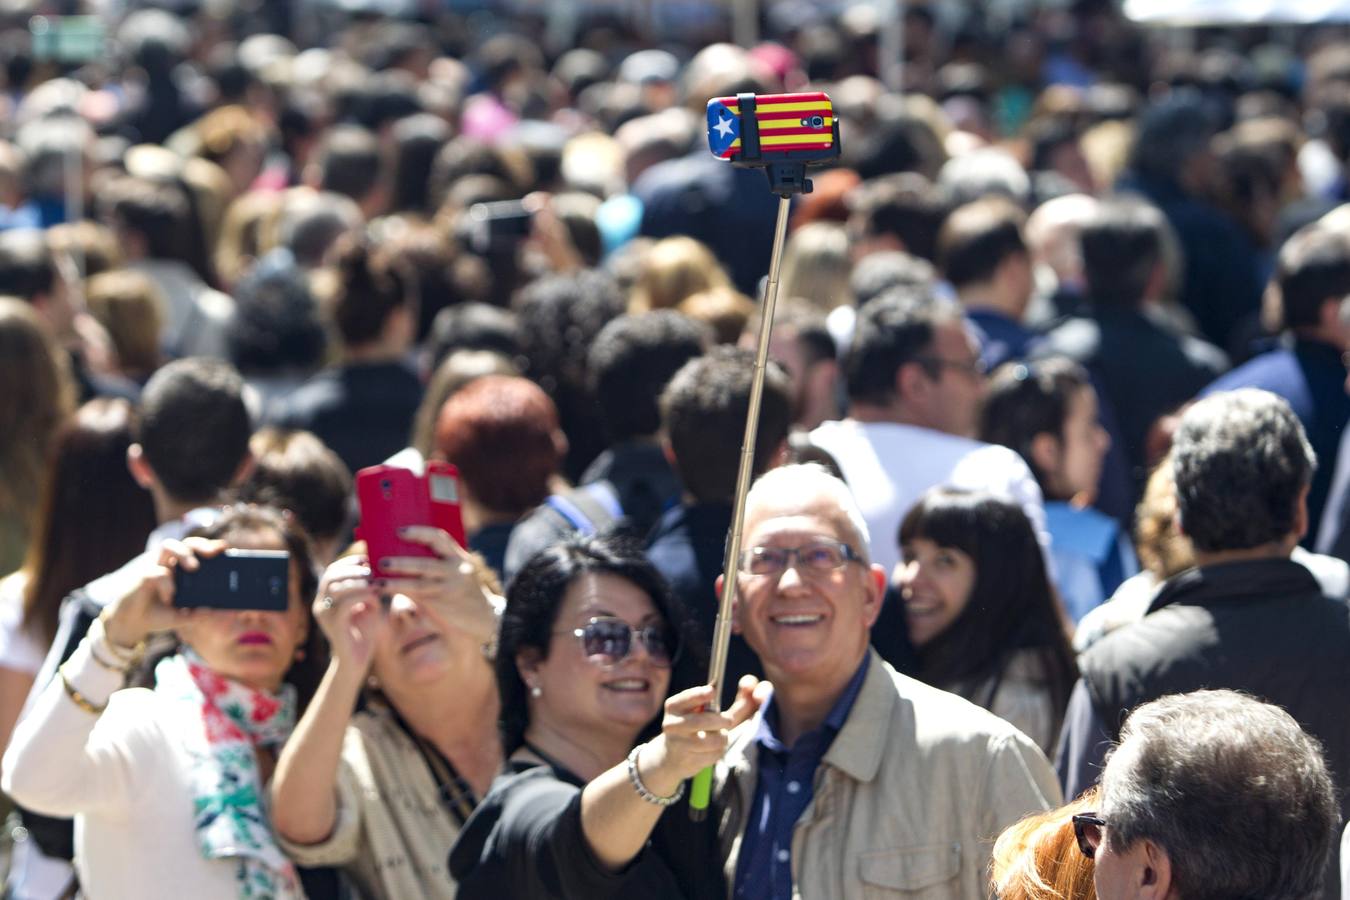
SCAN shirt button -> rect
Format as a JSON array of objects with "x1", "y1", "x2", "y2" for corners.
[
  {"x1": 786, "y1": 781, "x2": 801, "y2": 794},
  {"x1": 776, "y1": 849, "x2": 790, "y2": 863}
]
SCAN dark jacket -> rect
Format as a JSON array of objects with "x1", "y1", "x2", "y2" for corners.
[
  {"x1": 448, "y1": 758, "x2": 724, "y2": 900},
  {"x1": 1078, "y1": 557, "x2": 1350, "y2": 900},
  {"x1": 645, "y1": 502, "x2": 762, "y2": 710}
]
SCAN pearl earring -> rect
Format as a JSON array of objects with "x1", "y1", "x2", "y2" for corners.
[{"x1": 530, "y1": 684, "x2": 542, "y2": 698}]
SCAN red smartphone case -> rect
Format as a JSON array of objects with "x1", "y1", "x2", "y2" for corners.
[{"x1": 355, "y1": 461, "x2": 467, "y2": 578}]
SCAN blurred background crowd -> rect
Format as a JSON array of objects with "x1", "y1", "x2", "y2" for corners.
[{"x1": 4, "y1": 0, "x2": 1350, "y2": 897}]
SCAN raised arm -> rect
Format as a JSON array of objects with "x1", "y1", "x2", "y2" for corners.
[
  {"x1": 270, "y1": 556, "x2": 384, "y2": 849},
  {"x1": 2, "y1": 540, "x2": 216, "y2": 815},
  {"x1": 580, "y1": 677, "x2": 766, "y2": 871}
]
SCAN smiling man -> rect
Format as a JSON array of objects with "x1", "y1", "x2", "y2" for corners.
[{"x1": 712, "y1": 464, "x2": 1061, "y2": 899}]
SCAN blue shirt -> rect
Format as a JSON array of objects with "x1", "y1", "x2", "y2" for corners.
[{"x1": 732, "y1": 655, "x2": 871, "y2": 900}]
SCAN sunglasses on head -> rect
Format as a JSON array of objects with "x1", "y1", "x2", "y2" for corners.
[
  {"x1": 1072, "y1": 813, "x2": 1108, "y2": 859},
  {"x1": 566, "y1": 616, "x2": 680, "y2": 668}
]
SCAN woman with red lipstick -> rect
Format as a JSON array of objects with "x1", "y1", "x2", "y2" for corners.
[
  {"x1": 270, "y1": 525, "x2": 505, "y2": 900},
  {"x1": 894, "y1": 489, "x2": 1077, "y2": 755},
  {"x1": 1, "y1": 505, "x2": 326, "y2": 900},
  {"x1": 447, "y1": 533, "x2": 763, "y2": 899}
]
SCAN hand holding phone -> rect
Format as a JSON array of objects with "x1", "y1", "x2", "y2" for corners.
[{"x1": 355, "y1": 462, "x2": 467, "y2": 580}]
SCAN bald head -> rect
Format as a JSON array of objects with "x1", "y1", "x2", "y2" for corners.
[{"x1": 745, "y1": 464, "x2": 871, "y2": 563}]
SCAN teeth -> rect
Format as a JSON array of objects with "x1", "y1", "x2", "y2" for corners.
[
  {"x1": 773, "y1": 614, "x2": 822, "y2": 624},
  {"x1": 607, "y1": 679, "x2": 647, "y2": 689}
]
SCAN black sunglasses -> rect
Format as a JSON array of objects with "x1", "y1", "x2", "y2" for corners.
[
  {"x1": 1072, "y1": 812, "x2": 1108, "y2": 859},
  {"x1": 565, "y1": 617, "x2": 680, "y2": 668}
]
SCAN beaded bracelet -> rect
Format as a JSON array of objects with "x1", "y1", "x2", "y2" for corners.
[
  {"x1": 59, "y1": 664, "x2": 108, "y2": 716},
  {"x1": 626, "y1": 744, "x2": 685, "y2": 806}
]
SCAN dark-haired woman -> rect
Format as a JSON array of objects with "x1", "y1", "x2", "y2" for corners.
[
  {"x1": 895, "y1": 489, "x2": 1078, "y2": 754},
  {"x1": 3, "y1": 506, "x2": 326, "y2": 899},
  {"x1": 270, "y1": 237, "x2": 422, "y2": 475},
  {"x1": 448, "y1": 533, "x2": 761, "y2": 899}
]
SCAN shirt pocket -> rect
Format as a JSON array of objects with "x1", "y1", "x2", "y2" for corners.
[{"x1": 856, "y1": 843, "x2": 962, "y2": 898}]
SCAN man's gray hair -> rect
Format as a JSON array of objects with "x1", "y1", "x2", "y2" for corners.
[
  {"x1": 1172, "y1": 389, "x2": 1315, "y2": 553},
  {"x1": 1101, "y1": 689, "x2": 1338, "y2": 900},
  {"x1": 746, "y1": 463, "x2": 872, "y2": 563}
]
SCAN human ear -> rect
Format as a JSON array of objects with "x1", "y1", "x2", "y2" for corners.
[
  {"x1": 1138, "y1": 839, "x2": 1174, "y2": 899},
  {"x1": 515, "y1": 647, "x2": 542, "y2": 683},
  {"x1": 861, "y1": 564, "x2": 886, "y2": 628}
]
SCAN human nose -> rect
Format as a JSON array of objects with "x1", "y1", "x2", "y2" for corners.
[
  {"x1": 386, "y1": 592, "x2": 416, "y2": 617},
  {"x1": 776, "y1": 555, "x2": 810, "y2": 591}
]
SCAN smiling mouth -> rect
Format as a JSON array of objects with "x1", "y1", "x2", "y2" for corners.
[
  {"x1": 771, "y1": 614, "x2": 824, "y2": 627},
  {"x1": 602, "y1": 678, "x2": 651, "y2": 693},
  {"x1": 237, "y1": 633, "x2": 273, "y2": 646},
  {"x1": 904, "y1": 598, "x2": 941, "y2": 617}
]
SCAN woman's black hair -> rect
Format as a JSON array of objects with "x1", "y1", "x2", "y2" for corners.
[
  {"x1": 897, "y1": 488, "x2": 1077, "y2": 735},
  {"x1": 978, "y1": 357, "x2": 1093, "y2": 501},
  {"x1": 134, "y1": 504, "x2": 329, "y2": 713},
  {"x1": 496, "y1": 532, "x2": 701, "y2": 755}
]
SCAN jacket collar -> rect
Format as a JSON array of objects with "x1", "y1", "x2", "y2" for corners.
[
  {"x1": 1147, "y1": 556, "x2": 1319, "y2": 615},
  {"x1": 818, "y1": 648, "x2": 896, "y2": 783}
]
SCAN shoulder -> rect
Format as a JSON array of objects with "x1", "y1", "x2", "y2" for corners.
[
  {"x1": 1178, "y1": 334, "x2": 1230, "y2": 375},
  {"x1": 1033, "y1": 317, "x2": 1101, "y2": 362},
  {"x1": 887, "y1": 668, "x2": 1035, "y2": 748}
]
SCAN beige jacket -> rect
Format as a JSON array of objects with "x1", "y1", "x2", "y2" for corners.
[
  {"x1": 714, "y1": 650, "x2": 1062, "y2": 899},
  {"x1": 278, "y1": 702, "x2": 461, "y2": 899}
]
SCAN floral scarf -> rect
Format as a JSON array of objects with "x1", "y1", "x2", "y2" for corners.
[{"x1": 155, "y1": 652, "x2": 303, "y2": 899}]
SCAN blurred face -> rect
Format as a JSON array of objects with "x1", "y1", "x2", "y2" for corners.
[
  {"x1": 920, "y1": 323, "x2": 987, "y2": 437},
  {"x1": 371, "y1": 589, "x2": 485, "y2": 698},
  {"x1": 1056, "y1": 386, "x2": 1110, "y2": 500},
  {"x1": 521, "y1": 573, "x2": 671, "y2": 743},
  {"x1": 897, "y1": 537, "x2": 976, "y2": 647},
  {"x1": 734, "y1": 491, "x2": 883, "y2": 687},
  {"x1": 178, "y1": 529, "x2": 309, "y2": 693}
]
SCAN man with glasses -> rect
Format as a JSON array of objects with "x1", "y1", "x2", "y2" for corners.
[
  {"x1": 1077, "y1": 690, "x2": 1336, "y2": 900},
  {"x1": 810, "y1": 290, "x2": 1047, "y2": 575},
  {"x1": 712, "y1": 463, "x2": 1060, "y2": 899}
]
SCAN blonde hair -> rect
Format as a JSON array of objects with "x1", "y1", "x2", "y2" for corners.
[
  {"x1": 628, "y1": 236, "x2": 730, "y2": 313},
  {"x1": 1135, "y1": 452, "x2": 1194, "y2": 580},
  {"x1": 779, "y1": 221, "x2": 852, "y2": 312},
  {"x1": 85, "y1": 269, "x2": 165, "y2": 379},
  {"x1": 992, "y1": 788, "x2": 1100, "y2": 900}
]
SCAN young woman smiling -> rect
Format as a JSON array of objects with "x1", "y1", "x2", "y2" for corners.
[{"x1": 896, "y1": 489, "x2": 1078, "y2": 754}]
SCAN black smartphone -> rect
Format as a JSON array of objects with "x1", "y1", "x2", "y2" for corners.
[
  {"x1": 466, "y1": 200, "x2": 532, "y2": 253},
  {"x1": 173, "y1": 550, "x2": 291, "y2": 612}
]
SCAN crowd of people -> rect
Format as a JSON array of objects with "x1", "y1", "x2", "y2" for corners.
[{"x1": 3, "y1": 0, "x2": 1350, "y2": 897}]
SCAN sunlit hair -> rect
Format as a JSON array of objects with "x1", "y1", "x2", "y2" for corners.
[
  {"x1": 991, "y1": 788, "x2": 1099, "y2": 900},
  {"x1": 628, "y1": 236, "x2": 731, "y2": 314},
  {"x1": 746, "y1": 464, "x2": 871, "y2": 563}
]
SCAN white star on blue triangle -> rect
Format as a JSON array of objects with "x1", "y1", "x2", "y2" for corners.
[{"x1": 707, "y1": 101, "x2": 740, "y2": 155}]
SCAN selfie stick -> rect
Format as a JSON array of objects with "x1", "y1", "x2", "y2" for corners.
[{"x1": 689, "y1": 93, "x2": 839, "y2": 820}]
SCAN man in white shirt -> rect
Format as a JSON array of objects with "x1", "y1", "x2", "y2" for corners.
[{"x1": 810, "y1": 290, "x2": 1046, "y2": 576}]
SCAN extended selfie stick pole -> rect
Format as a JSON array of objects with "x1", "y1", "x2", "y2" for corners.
[{"x1": 689, "y1": 92, "x2": 824, "y2": 820}]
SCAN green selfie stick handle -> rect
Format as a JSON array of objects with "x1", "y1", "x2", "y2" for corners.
[{"x1": 687, "y1": 193, "x2": 792, "y2": 820}]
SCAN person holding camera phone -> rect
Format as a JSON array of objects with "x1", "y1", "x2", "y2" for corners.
[
  {"x1": 269, "y1": 524, "x2": 504, "y2": 900},
  {"x1": 2, "y1": 505, "x2": 326, "y2": 900},
  {"x1": 447, "y1": 533, "x2": 764, "y2": 899}
]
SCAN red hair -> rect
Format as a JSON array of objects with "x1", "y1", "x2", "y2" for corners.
[
  {"x1": 433, "y1": 375, "x2": 561, "y2": 516},
  {"x1": 991, "y1": 788, "x2": 1099, "y2": 900}
]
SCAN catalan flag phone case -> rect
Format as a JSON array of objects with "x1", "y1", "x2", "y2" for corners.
[{"x1": 706, "y1": 92, "x2": 838, "y2": 166}]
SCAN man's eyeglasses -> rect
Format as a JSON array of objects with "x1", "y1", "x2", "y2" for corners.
[
  {"x1": 564, "y1": 617, "x2": 680, "y2": 668},
  {"x1": 739, "y1": 540, "x2": 863, "y2": 576},
  {"x1": 1071, "y1": 813, "x2": 1108, "y2": 859},
  {"x1": 914, "y1": 355, "x2": 988, "y2": 379}
]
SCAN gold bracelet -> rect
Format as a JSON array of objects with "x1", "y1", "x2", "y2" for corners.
[
  {"x1": 88, "y1": 643, "x2": 129, "y2": 675},
  {"x1": 59, "y1": 665, "x2": 107, "y2": 715}
]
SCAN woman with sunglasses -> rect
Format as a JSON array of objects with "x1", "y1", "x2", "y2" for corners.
[
  {"x1": 270, "y1": 526, "x2": 504, "y2": 899},
  {"x1": 449, "y1": 533, "x2": 763, "y2": 899}
]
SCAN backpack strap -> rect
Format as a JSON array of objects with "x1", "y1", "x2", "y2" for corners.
[{"x1": 544, "y1": 482, "x2": 623, "y2": 536}]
